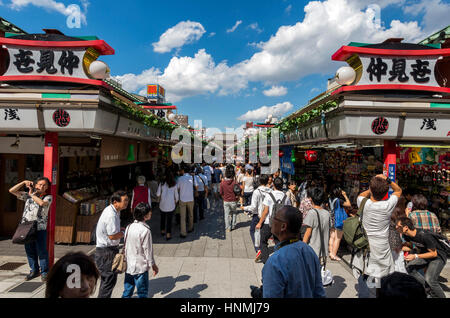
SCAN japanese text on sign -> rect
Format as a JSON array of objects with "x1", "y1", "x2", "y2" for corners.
[{"x1": 360, "y1": 56, "x2": 438, "y2": 87}]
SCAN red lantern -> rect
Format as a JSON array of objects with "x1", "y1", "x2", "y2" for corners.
[
  {"x1": 305, "y1": 150, "x2": 318, "y2": 162},
  {"x1": 278, "y1": 150, "x2": 284, "y2": 157},
  {"x1": 150, "y1": 147, "x2": 158, "y2": 157}
]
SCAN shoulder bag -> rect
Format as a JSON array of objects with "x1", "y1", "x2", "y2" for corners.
[
  {"x1": 112, "y1": 225, "x2": 129, "y2": 274},
  {"x1": 12, "y1": 197, "x2": 43, "y2": 244}
]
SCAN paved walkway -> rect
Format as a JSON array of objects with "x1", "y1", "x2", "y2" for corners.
[{"x1": 0, "y1": 197, "x2": 448, "y2": 298}]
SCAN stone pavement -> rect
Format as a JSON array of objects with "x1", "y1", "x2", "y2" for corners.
[{"x1": 0, "y1": 197, "x2": 448, "y2": 298}]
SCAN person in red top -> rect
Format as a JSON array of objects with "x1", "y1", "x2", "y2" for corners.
[
  {"x1": 220, "y1": 165, "x2": 239, "y2": 232},
  {"x1": 131, "y1": 176, "x2": 152, "y2": 211}
]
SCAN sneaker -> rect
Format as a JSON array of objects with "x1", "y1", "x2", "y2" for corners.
[
  {"x1": 41, "y1": 273, "x2": 48, "y2": 282},
  {"x1": 254, "y1": 250, "x2": 262, "y2": 263},
  {"x1": 25, "y1": 271, "x2": 40, "y2": 281}
]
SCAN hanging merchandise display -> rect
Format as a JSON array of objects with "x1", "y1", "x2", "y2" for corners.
[
  {"x1": 305, "y1": 150, "x2": 318, "y2": 162},
  {"x1": 127, "y1": 144, "x2": 135, "y2": 161}
]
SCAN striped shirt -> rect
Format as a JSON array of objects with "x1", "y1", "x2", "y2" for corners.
[{"x1": 408, "y1": 210, "x2": 441, "y2": 233}]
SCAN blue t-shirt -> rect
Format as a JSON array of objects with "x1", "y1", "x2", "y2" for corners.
[
  {"x1": 212, "y1": 169, "x2": 222, "y2": 184},
  {"x1": 262, "y1": 241, "x2": 326, "y2": 298}
]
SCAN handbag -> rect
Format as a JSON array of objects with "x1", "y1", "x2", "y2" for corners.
[
  {"x1": 12, "y1": 221, "x2": 38, "y2": 244},
  {"x1": 313, "y1": 208, "x2": 333, "y2": 287},
  {"x1": 112, "y1": 226, "x2": 129, "y2": 274},
  {"x1": 12, "y1": 200, "x2": 43, "y2": 245}
]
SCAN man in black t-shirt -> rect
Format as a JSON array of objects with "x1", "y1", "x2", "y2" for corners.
[{"x1": 396, "y1": 217, "x2": 447, "y2": 298}]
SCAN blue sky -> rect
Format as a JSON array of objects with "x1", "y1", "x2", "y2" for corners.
[{"x1": 1, "y1": 0, "x2": 450, "y2": 136}]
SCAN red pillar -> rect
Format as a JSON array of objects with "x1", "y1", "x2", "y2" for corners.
[
  {"x1": 44, "y1": 132, "x2": 58, "y2": 268},
  {"x1": 383, "y1": 140, "x2": 397, "y2": 198}
]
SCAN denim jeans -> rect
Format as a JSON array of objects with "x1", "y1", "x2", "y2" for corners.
[
  {"x1": 223, "y1": 201, "x2": 237, "y2": 230},
  {"x1": 195, "y1": 192, "x2": 206, "y2": 221},
  {"x1": 24, "y1": 230, "x2": 49, "y2": 274},
  {"x1": 243, "y1": 192, "x2": 253, "y2": 206},
  {"x1": 122, "y1": 271, "x2": 149, "y2": 298},
  {"x1": 249, "y1": 214, "x2": 260, "y2": 252},
  {"x1": 407, "y1": 257, "x2": 447, "y2": 298},
  {"x1": 260, "y1": 224, "x2": 279, "y2": 264}
]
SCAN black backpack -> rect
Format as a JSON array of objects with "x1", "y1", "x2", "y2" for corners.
[
  {"x1": 424, "y1": 230, "x2": 450, "y2": 257},
  {"x1": 233, "y1": 179, "x2": 242, "y2": 196}
]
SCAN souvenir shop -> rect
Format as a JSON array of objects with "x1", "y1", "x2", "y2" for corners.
[
  {"x1": 278, "y1": 39, "x2": 450, "y2": 236},
  {"x1": 0, "y1": 32, "x2": 175, "y2": 251}
]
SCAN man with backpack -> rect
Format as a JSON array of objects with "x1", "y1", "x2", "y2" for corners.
[
  {"x1": 356, "y1": 174, "x2": 402, "y2": 296},
  {"x1": 302, "y1": 187, "x2": 330, "y2": 259},
  {"x1": 241, "y1": 174, "x2": 272, "y2": 262},
  {"x1": 255, "y1": 177, "x2": 291, "y2": 264},
  {"x1": 396, "y1": 217, "x2": 448, "y2": 298}
]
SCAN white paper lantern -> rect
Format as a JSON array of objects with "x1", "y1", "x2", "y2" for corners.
[
  {"x1": 89, "y1": 61, "x2": 110, "y2": 79},
  {"x1": 336, "y1": 66, "x2": 356, "y2": 85},
  {"x1": 168, "y1": 113, "x2": 176, "y2": 121}
]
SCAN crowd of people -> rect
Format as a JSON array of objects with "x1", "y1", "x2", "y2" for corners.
[{"x1": 8, "y1": 161, "x2": 448, "y2": 298}]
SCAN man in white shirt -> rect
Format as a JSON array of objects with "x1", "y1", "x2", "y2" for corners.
[
  {"x1": 256, "y1": 177, "x2": 291, "y2": 264},
  {"x1": 194, "y1": 167, "x2": 209, "y2": 222},
  {"x1": 177, "y1": 165, "x2": 195, "y2": 238},
  {"x1": 357, "y1": 174, "x2": 402, "y2": 297},
  {"x1": 95, "y1": 190, "x2": 129, "y2": 298},
  {"x1": 242, "y1": 174, "x2": 272, "y2": 262}
]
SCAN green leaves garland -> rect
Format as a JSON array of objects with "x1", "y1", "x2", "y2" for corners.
[
  {"x1": 113, "y1": 98, "x2": 177, "y2": 132},
  {"x1": 277, "y1": 100, "x2": 338, "y2": 133}
]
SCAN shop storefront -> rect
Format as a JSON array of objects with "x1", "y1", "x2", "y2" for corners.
[
  {"x1": 0, "y1": 32, "x2": 176, "y2": 267},
  {"x1": 278, "y1": 40, "x2": 450, "y2": 237}
]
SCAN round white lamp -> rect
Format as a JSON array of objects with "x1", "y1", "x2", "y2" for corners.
[
  {"x1": 335, "y1": 66, "x2": 356, "y2": 85},
  {"x1": 168, "y1": 113, "x2": 176, "y2": 121},
  {"x1": 89, "y1": 61, "x2": 110, "y2": 80}
]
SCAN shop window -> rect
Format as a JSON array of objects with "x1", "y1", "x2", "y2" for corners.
[{"x1": 25, "y1": 155, "x2": 44, "y2": 182}]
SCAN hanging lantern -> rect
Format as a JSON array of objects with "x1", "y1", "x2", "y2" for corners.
[
  {"x1": 127, "y1": 144, "x2": 135, "y2": 161},
  {"x1": 305, "y1": 150, "x2": 318, "y2": 162},
  {"x1": 279, "y1": 150, "x2": 284, "y2": 157},
  {"x1": 291, "y1": 156, "x2": 296, "y2": 163},
  {"x1": 150, "y1": 147, "x2": 158, "y2": 157}
]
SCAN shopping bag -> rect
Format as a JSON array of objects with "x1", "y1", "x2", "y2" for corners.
[
  {"x1": 254, "y1": 229, "x2": 261, "y2": 248},
  {"x1": 321, "y1": 266, "x2": 333, "y2": 287}
]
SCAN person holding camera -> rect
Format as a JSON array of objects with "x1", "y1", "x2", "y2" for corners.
[
  {"x1": 9, "y1": 177, "x2": 52, "y2": 282},
  {"x1": 357, "y1": 174, "x2": 402, "y2": 296}
]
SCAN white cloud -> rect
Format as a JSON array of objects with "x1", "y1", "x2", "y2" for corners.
[
  {"x1": 310, "y1": 87, "x2": 320, "y2": 94},
  {"x1": 115, "y1": 0, "x2": 443, "y2": 105},
  {"x1": 227, "y1": 20, "x2": 242, "y2": 33},
  {"x1": 403, "y1": 0, "x2": 450, "y2": 35},
  {"x1": 238, "y1": 0, "x2": 425, "y2": 82},
  {"x1": 238, "y1": 102, "x2": 293, "y2": 121},
  {"x1": 9, "y1": 0, "x2": 89, "y2": 24},
  {"x1": 208, "y1": 32, "x2": 216, "y2": 37},
  {"x1": 263, "y1": 85, "x2": 288, "y2": 97},
  {"x1": 248, "y1": 23, "x2": 263, "y2": 33},
  {"x1": 114, "y1": 49, "x2": 247, "y2": 102},
  {"x1": 152, "y1": 20, "x2": 206, "y2": 53}
]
